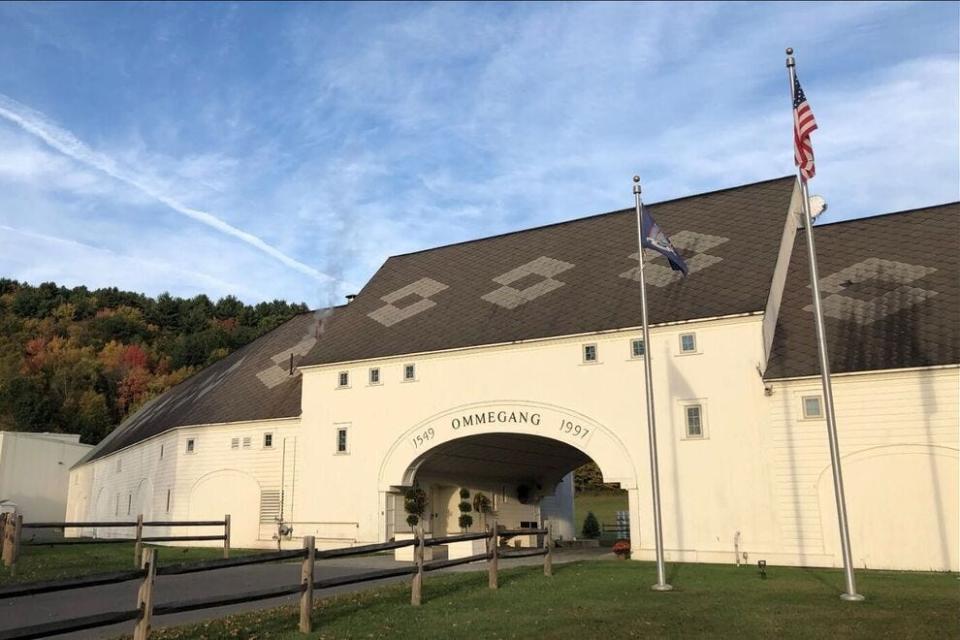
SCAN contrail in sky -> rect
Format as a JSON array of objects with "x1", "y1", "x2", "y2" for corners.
[{"x1": 0, "y1": 94, "x2": 331, "y2": 283}]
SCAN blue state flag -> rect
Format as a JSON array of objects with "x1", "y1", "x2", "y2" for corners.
[{"x1": 642, "y1": 207, "x2": 688, "y2": 276}]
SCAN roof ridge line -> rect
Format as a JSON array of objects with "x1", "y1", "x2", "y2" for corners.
[{"x1": 389, "y1": 175, "x2": 795, "y2": 259}]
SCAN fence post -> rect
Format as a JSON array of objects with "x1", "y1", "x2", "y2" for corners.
[
  {"x1": 411, "y1": 521, "x2": 424, "y2": 606},
  {"x1": 300, "y1": 535, "x2": 315, "y2": 633},
  {"x1": 134, "y1": 514, "x2": 144, "y2": 568},
  {"x1": 488, "y1": 519, "x2": 498, "y2": 590},
  {"x1": 133, "y1": 547, "x2": 157, "y2": 640},
  {"x1": 10, "y1": 515, "x2": 22, "y2": 577},
  {"x1": 544, "y1": 524, "x2": 553, "y2": 577},
  {"x1": 223, "y1": 514, "x2": 231, "y2": 559},
  {"x1": 1, "y1": 513, "x2": 11, "y2": 568}
]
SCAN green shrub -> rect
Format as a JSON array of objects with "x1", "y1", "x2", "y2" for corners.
[{"x1": 458, "y1": 514, "x2": 474, "y2": 530}]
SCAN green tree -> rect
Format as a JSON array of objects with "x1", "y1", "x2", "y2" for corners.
[{"x1": 582, "y1": 512, "x2": 601, "y2": 539}]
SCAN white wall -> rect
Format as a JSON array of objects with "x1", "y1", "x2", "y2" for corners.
[
  {"x1": 297, "y1": 314, "x2": 774, "y2": 556},
  {"x1": 767, "y1": 366, "x2": 958, "y2": 571},
  {"x1": 67, "y1": 418, "x2": 301, "y2": 548},
  {"x1": 0, "y1": 432, "x2": 92, "y2": 522}
]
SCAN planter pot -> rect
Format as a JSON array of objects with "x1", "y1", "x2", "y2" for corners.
[{"x1": 615, "y1": 552, "x2": 631, "y2": 560}]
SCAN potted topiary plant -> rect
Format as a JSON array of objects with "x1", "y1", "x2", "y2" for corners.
[
  {"x1": 458, "y1": 488, "x2": 473, "y2": 531},
  {"x1": 404, "y1": 485, "x2": 427, "y2": 532},
  {"x1": 612, "y1": 539, "x2": 631, "y2": 560}
]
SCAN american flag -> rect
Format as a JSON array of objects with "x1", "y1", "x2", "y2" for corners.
[{"x1": 792, "y1": 74, "x2": 818, "y2": 181}]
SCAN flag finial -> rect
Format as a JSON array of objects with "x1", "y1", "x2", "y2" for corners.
[
  {"x1": 633, "y1": 175, "x2": 641, "y2": 195},
  {"x1": 785, "y1": 47, "x2": 793, "y2": 55}
]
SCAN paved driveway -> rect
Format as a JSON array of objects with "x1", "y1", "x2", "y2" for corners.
[{"x1": 0, "y1": 548, "x2": 609, "y2": 639}]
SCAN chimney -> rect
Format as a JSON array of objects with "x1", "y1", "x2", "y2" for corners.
[{"x1": 345, "y1": 294, "x2": 357, "y2": 304}]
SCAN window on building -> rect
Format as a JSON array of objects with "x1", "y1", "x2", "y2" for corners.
[
  {"x1": 338, "y1": 371, "x2": 350, "y2": 387},
  {"x1": 803, "y1": 395, "x2": 823, "y2": 419},
  {"x1": 403, "y1": 364, "x2": 416, "y2": 381},
  {"x1": 115, "y1": 495, "x2": 120, "y2": 516},
  {"x1": 231, "y1": 437, "x2": 240, "y2": 450},
  {"x1": 583, "y1": 344, "x2": 598, "y2": 363},
  {"x1": 631, "y1": 338, "x2": 645, "y2": 358},
  {"x1": 680, "y1": 333, "x2": 697, "y2": 354},
  {"x1": 369, "y1": 367, "x2": 381, "y2": 385},
  {"x1": 264, "y1": 433, "x2": 273, "y2": 448},
  {"x1": 186, "y1": 438, "x2": 195, "y2": 454},
  {"x1": 116, "y1": 458, "x2": 122, "y2": 473},
  {"x1": 127, "y1": 494, "x2": 132, "y2": 515},
  {"x1": 166, "y1": 489, "x2": 172, "y2": 513},
  {"x1": 685, "y1": 404, "x2": 703, "y2": 437},
  {"x1": 160, "y1": 444, "x2": 164, "y2": 460},
  {"x1": 336, "y1": 427, "x2": 349, "y2": 454},
  {"x1": 242, "y1": 437, "x2": 251, "y2": 449}
]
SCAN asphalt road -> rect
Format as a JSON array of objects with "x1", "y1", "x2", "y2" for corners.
[{"x1": 0, "y1": 548, "x2": 609, "y2": 639}]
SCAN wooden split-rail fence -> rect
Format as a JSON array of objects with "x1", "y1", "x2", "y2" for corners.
[
  {"x1": 0, "y1": 512, "x2": 231, "y2": 577},
  {"x1": 0, "y1": 520, "x2": 552, "y2": 640}
]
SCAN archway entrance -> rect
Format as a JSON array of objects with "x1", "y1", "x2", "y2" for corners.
[
  {"x1": 378, "y1": 401, "x2": 641, "y2": 556},
  {"x1": 384, "y1": 432, "x2": 622, "y2": 556}
]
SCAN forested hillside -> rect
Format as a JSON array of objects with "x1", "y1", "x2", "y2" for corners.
[{"x1": 0, "y1": 279, "x2": 308, "y2": 444}]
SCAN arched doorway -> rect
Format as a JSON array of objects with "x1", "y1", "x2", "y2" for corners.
[
  {"x1": 378, "y1": 402, "x2": 640, "y2": 553},
  {"x1": 189, "y1": 470, "x2": 261, "y2": 548}
]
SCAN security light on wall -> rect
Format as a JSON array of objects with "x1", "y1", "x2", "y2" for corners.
[{"x1": 809, "y1": 195, "x2": 827, "y2": 219}]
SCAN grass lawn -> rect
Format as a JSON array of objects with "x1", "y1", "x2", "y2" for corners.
[
  {"x1": 0, "y1": 541, "x2": 260, "y2": 585},
  {"x1": 135, "y1": 560, "x2": 958, "y2": 640},
  {"x1": 574, "y1": 490, "x2": 628, "y2": 539}
]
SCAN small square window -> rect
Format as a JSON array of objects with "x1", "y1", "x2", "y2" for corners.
[
  {"x1": 264, "y1": 433, "x2": 273, "y2": 448},
  {"x1": 369, "y1": 368, "x2": 381, "y2": 384},
  {"x1": 680, "y1": 333, "x2": 697, "y2": 353},
  {"x1": 802, "y1": 396, "x2": 823, "y2": 419},
  {"x1": 230, "y1": 437, "x2": 239, "y2": 450},
  {"x1": 404, "y1": 364, "x2": 416, "y2": 381},
  {"x1": 631, "y1": 338, "x2": 645, "y2": 358},
  {"x1": 583, "y1": 344, "x2": 598, "y2": 363},
  {"x1": 186, "y1": 438, "x2": 196, "y2": 454},
  {"x1": 242, "y1": 437, "x2": 251, "y2": 449},
  {"x1": 336, "y1": 427, "x2": 349, "y2": 454},
  {"x1": 685, "y1": 405, "x2": 703, "y2": 438},
  {"x1": 338, "y1": 371, "x2": 350, "y2": 388}
]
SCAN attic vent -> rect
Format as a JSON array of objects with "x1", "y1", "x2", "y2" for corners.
[{"x1": 259, "y1": 490, "x2": 282, "y2": 523}]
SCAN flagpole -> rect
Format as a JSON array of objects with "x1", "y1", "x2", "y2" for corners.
[
  {"x1": 633, "y1": 175, "x2": 672, "y2": 592},
  {"x1": 785, "y1": 48, "x2": 864, "y2": 602}
]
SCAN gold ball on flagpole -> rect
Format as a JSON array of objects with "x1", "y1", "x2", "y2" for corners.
[
  {"x1": 785, "y1": 47, "x2": 793, "y2": 55},
  {"x1": 633, "y1": 175, "x2": 640, "y2": 183}
]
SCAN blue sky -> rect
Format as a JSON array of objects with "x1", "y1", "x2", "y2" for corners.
[{"x1": 0, "y1": 2, "x2": 957, "y2": 307}]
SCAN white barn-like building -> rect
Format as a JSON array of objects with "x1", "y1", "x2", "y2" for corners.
[{"x1": 66, "y1": 177, "x2": 959, "y2": 571}]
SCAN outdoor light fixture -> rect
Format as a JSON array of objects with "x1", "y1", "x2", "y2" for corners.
[{"x1": 758, "y1": 560, "x2": 767, "y2": 579}]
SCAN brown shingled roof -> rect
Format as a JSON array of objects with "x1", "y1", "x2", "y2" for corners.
[
  {"x1": 301, "y1": 176, "x2": 798, "y2": 366},
  {"x1": 764, "y1": 203, "x2": 959, "y2": 379},
  {"x1": 80, "y1": 311, "x2": 326, "y2": 464}
]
